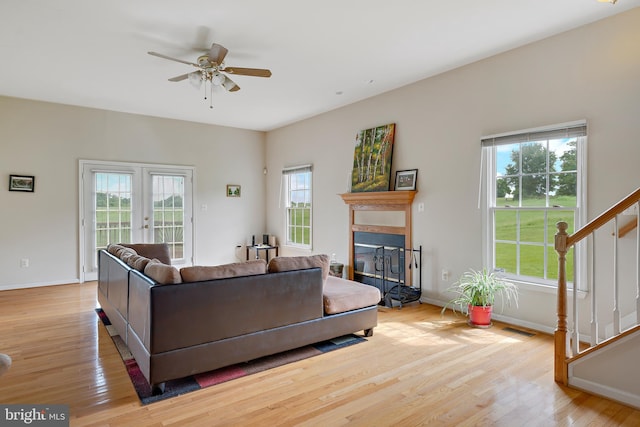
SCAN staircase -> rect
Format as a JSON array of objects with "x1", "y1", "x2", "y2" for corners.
[{"x1": 555, "y1": 187, "x2": 640, "y2": 409}]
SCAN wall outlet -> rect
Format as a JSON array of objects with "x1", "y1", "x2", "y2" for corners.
[
  {"x1": 441, "y1": 269, "x2": 449, "y2": 281},
  {"x1": 20, "y1": 258, "x2": 29, "y2": 268},
  {"x1": 418, "y1": 203, "x2": 425, "y2": 212}
]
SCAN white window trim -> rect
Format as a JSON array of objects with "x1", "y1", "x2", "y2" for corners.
[
  {"x1": 282, "y1": 165, "x2": 313, "y2": 250},
  {"x1": 78, "y1": 159, "x2": 196, "y2": 282},
  {"x1": 481, "y1": 121, "x2": 587, "y2": 292}
]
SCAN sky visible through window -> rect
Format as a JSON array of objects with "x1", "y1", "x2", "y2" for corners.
[{"x1": 496, "y1": 138, "x2": 575, "y2": 176}]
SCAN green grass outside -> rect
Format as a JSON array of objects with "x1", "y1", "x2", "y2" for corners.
[
  {"x1": 95, "y1": 208, "x2": 184, "y2": 249},
  {"x1": 288, "y1": 207, "x2": 311, "y2": 245},
  {"x1": 495, "y1": 195, "x2": 576, "y2": 281}
]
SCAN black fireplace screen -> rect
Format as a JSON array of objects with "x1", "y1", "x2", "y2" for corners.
[{"x1": 353, "y1": 232, "x2": 421, "y2": 307}]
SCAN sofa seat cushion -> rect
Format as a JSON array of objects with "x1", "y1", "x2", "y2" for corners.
[
  {"x1": 268, "y1": 254, "x2": 330, "y2": 280},
  {"x1": 144, "y1": 259, "x2": 182, "y2": 285},
  {"x1": 121, "y1": 243, "x2": 172, "y2": 265},
  {"x1": 180, "y1": 259, "x2": 267, "y2": 282},
  {"x1": 323, "y1": 276, "x2": 381, "y2": 314}
]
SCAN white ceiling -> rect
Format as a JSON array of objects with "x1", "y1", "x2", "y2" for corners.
[{"x1": 0, "y1": 1, "x2": 636, "y2": 131}]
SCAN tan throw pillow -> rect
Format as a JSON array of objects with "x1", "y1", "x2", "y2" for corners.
[
  {"x1": 118, "y1": 249, "x2": 138, "y2": 266},
  {"x1": 268, "y1": 254, "x2": 330, "y2": 280},
  {"x1": 107, "y1": 243, "x2": 125, "y2": 256},
  {"x1": 127, "y1": 254, "x2": 151, "y2": 272},
  {"x1": 180, "y1": 259, "x2": 267, "y2": 282},
  {"x1": 107, "y1": 244, "x2": 137, "y2": 261},
  {"x1": 144, "y1": 259, "x2": 182, "y2": 285}
]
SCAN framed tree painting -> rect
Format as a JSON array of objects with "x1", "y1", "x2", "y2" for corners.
[{"x1": 350, "y1": 123, "x2": 395, "y2": 192}]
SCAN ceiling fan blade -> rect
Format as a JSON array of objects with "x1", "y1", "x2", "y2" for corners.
[
  {"x1": 222, "y1": 75, "x2": 240, "y2": 92},
  {"x1": 168, "y1": 73, "x2": 190, "y2": 82},
  {"x1": 148, "y1": 51, "x2": 199, "y2": 67},
  {"x1": 208, "y1": 43, "x2": 228, "y2": 65},
  {"x1": 224, "y1": 67, "x2": 272, "y2": 78}
]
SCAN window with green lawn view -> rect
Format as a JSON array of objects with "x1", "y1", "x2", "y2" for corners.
[
  {"x1": 482, "y1": 122, "x2": 586, "y2": 287},
  {"x1": 283, "y1": 165, "x2": 312, "y2": 248}
]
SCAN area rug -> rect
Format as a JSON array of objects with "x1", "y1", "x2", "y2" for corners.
[{"x1": 96, "y1": 308, "x2": 366, "y2": 405}]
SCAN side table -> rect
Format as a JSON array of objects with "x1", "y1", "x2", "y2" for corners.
[
  {"x1": 246, "y1": 245, "x2": 279, "y2": 262},
  {"x1": 329, "y1": 262, "x2": 344, "y2": 278}
]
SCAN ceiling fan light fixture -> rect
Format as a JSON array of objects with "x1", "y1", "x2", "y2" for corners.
[
  {"x1": 211, "y1": 72, "x2": 226, "y2": 86},
  {"x1": 149, "y1": 42, "x2": 271, "y2": 107},
  {"x1": 188, "y1": 71, "x2": 203, "y2": 89}
]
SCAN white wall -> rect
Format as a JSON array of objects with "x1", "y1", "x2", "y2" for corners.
[
  {"x1": 265, "y1": 9, "x2": 640, "y2": 332},
  {"x1": 0, "y1": 98, "x2": 266, "y2": 289}
]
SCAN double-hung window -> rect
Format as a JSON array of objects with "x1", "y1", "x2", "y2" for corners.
[
  {"x1": 482, "y1": 121, "x2": 587, "y2": 289},
  {"x1": 283, "y1": 165, "x2": 312, "y2": 249}
]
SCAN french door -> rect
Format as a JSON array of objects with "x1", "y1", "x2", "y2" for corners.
[{"x1": 80, "y1": 161, "x2": 194, "y2": 281}]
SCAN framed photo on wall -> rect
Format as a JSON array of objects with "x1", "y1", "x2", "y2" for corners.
[
  {"x1": 9, "y1": 175, "x2": 35, "y2": 192},
  {"x1": 394, "y1": 169, "x2": 417, "y2": 191},
  {"x1": 226, "y1": 184, "x2": 241, "y2": 197}
]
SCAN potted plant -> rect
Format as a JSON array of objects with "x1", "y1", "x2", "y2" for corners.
[{"x1": 441, "y1": 269, "x2": 518, "y2": 328}]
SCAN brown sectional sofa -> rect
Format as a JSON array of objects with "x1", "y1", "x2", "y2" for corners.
[{"x1": 97, "y1": 243, "x2": 380, "y2": 394}]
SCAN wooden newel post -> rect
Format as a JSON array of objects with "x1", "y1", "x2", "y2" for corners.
[{"x1": 554, "y1": 221, "x2": 569, "y2": 385}]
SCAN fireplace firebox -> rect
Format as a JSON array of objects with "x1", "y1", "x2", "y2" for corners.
[{"x1": 353, "y1": 232, "x2": 421, "y2": 307}]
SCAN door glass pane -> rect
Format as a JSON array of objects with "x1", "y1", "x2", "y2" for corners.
[
  {"x1": 152, "y1": 175, "x2": 185, "y2": 260},
  {"x1": 95, "y1": 172, "x2": 133, "y2": 253}
]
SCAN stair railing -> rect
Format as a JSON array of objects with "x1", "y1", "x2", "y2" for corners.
[{"x1": 554, "y1": 187, "x2": 640, "y2": 385}]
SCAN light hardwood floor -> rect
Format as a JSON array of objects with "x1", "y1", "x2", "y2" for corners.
[{"x1": 1, "y1": 282, "x2": 639, "y2": 426}]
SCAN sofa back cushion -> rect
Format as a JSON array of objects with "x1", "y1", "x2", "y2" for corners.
[
  {"x1": 180, "y1": 259, "x2": 267, "y2": 282},
  {"x1": 268, "y1": 254, "x2": 330, "y2": 281},
  {"x1": 121, "y1": 243, "x2": 172, "y2": 265},
  {"x1": 144, "y1": 259, "x2": 182, "y2": 285}
]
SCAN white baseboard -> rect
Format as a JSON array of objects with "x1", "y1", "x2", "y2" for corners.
[
  {"x1": 569, "y1": 377, "x2": 640, "y2": 410},
  {"x1": 0, "y1": 279, "x2": 80, "y2": 292},
  {"x1": 420, "y1": 296, "x2": 556, "y2": 335}
]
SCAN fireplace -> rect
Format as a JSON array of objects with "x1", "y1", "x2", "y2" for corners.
[
  {"x1": 340, "y1": 191, "x2": 421, "y2": 308},
  {"x1": 353, "y1": 231, "x2": 421, "y2": 307}
]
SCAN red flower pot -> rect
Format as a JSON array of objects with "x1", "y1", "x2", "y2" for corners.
[{"x1": 468, "y1": 304, "x2": 493, "y2": 327}]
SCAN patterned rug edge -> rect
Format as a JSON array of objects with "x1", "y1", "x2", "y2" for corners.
[{"x1": 95, "y1": 308, "x2": 366, "y2": 404}]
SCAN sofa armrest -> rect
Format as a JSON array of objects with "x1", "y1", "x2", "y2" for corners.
[{"x1": 128, "y1": 270, "x2": 155, "y2": 350}]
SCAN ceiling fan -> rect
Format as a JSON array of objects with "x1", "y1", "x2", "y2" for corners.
[{"x1": 148, "y1": 43, "x2": 272, "y2": 107}]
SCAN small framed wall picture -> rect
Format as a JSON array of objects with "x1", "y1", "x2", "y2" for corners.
[
  {"x1": 9, "y1": 175, "x2": 35, "y2": 192},
  {"x1": 227, "y1": 184, "x2": 241, "y2": 197},
  {"x1": 394, "y1": 169, "x2": 418, "y2": 191}
]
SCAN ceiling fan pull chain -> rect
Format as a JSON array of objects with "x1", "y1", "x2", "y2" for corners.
[{"x1": 210, "y1": 83, "x2": 213, "y2": 109}]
